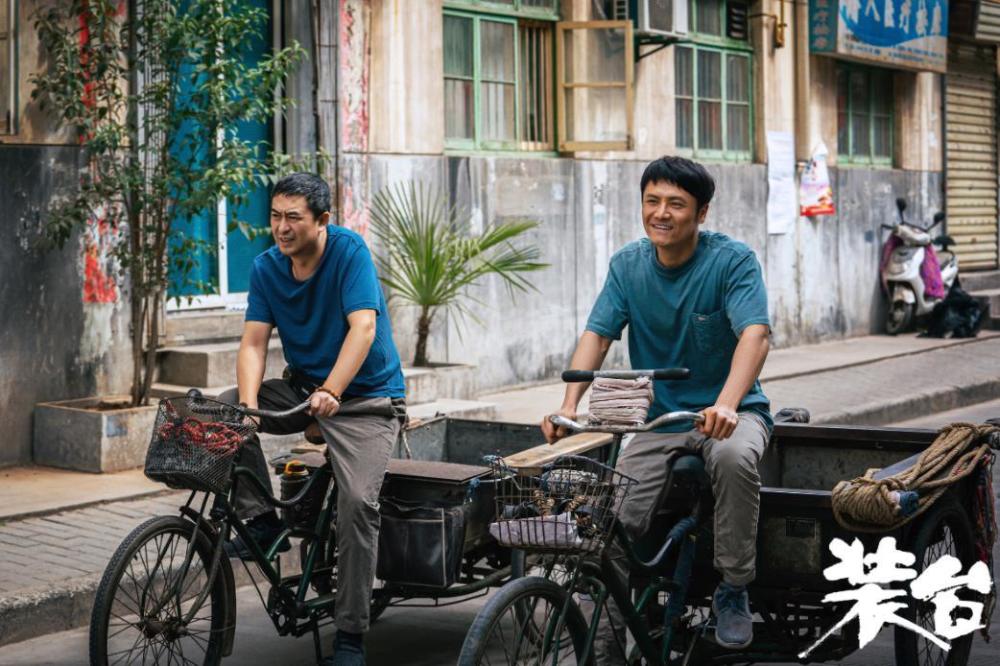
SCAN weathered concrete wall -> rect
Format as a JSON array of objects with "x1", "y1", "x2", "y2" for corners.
[
  {"x1": 343, "y1": 152, "x2": 942, "y2": 391},
  {"x1": 0, "y1": 145, "x2": 132, "y2": 467}
]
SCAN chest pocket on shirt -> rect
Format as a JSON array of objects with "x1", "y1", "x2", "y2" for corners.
[{"x1": 691, "y1": 310, "x2": 735, "y2": 356}]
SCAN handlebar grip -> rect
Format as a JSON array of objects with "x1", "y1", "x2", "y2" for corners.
[
  {"x1": 561, "y1": 368, "x2": 691, "y2": 382},
  {"x1": 651, "y1": 368, "x2": 690, "y2": 380},
  {"x1": 561, "y1": 370, "x2": 595, "y2": 382}
]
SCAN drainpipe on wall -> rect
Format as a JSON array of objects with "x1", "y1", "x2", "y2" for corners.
[
  {"x1": 311, "y1": 0, "x2": 339, "y2": 219},
  {"x1": 793, "y1": 0, "x2": 811, "y2": 165}
]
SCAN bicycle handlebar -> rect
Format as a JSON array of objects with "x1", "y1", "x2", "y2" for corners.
[
  {"x1": 561, "y1": 368, "x2": 691, "y2": 382},
  {"x1": 549, "y1": 410, "x2": 704, "y2": 434},
  {"x1": 185, "y1": 389, "x2": 310, "y2": 421}
]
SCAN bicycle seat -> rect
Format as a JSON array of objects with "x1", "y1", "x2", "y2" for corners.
[
  {"x1": 304, "y1": 421, "x2": 325, "y2": 444},
  {"x1": 662, "y1": 454, "x2": 711, "y2": 501}
]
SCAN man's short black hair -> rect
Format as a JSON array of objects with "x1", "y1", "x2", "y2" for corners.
[
  {"x1": 640, "y1": 156, "x2": 715, "y2": 211},
  {"x1": 271, "y1": 172, "x2": 331, "y2": 220}
]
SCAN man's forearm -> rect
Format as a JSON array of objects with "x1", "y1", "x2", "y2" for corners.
[
  {"x1": 321, "y1": 322, "x2": 376, "y2": 397},
  {"x1": 716, "y1": 325, "x2": 770, "y2": 410},
  {"x1": 561, "y1": 331, "x2": 613, "y2": 410},
  {"x1": 237, "y1": 344, "x2": 268, "y2": 408}
]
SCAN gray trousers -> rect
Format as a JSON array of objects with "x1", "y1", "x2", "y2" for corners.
[
  {"x1": 219, "y1": 380, "x2": 400, "y2": 634},
  {"x1": 594, "y1": 411, "x2": 770, "y2": 664}
]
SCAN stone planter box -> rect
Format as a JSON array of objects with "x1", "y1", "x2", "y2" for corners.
[
  {"x1": 34, "y1": 397, "x2": 159, "y2": 473},
  {"x1": 402, "y1": 363, "x2": 478, "y2": 405}
]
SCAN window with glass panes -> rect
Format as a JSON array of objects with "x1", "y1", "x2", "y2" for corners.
[
  {"x1": 836, "y1": 64, "x2": 893, "y2": 166},
  {"x1": 674, "y1": 0, "x2": 752, "y2": 160},
  {"x1": 444, "y1": 1, "x2": 557, "y2": 151}
]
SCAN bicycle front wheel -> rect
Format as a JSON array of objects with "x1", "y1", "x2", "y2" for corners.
[
  {"x1": 89, "y1": 515, "x2": 229, "y2": 666},
  {"x1": 458, "y1": 575, "x2": 590, "y2": 666}
]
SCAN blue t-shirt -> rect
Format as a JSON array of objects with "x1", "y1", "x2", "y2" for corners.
[
  {"x1": 586, "y1": 231, "x2": 772, "y2": 432},
  {"x1": 245, "y1": 225, "x2": 405, "y2": 398}
]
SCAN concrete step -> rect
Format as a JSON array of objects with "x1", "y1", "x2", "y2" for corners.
[
  {"x1": 154, "y1": 350, "x2": 477, "y2": 405},
  {"x1": 961, "y1": 269, "x2": 1000, "y2": 293},
  {"x1": 150, "y1": 382, "x2": 234, "y2": 400},
  {"x1": 162, "y1": 309, "x2": 247, "y2": 346},
  {"x1": 156, "y1": 339, "x2": 284, "y2": 387},
  {"x1": 408, "y1": 399, "x2": 498, "y2": 422},
  {"x1": 403, "y1": 364, "x2": 478, "y2": 404},
  {"x1": 968, "y1": 289, "x2": 998, "y2": 329}
]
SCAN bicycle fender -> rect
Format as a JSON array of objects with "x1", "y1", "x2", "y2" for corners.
[{"x1": 180, "y1": 506, "x2": 238, "y2": 657}]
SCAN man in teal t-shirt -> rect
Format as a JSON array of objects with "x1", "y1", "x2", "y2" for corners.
[{"x1": 542, "y1": 156, "x2": 772, "y2": 656}]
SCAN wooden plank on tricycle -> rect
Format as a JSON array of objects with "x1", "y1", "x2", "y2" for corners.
[{"x1": 502, "y1": 432, "x2": 613, "y2": 474}]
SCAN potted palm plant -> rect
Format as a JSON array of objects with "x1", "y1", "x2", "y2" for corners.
[
  {"x1": 368, "y1": 181, "x2": 547, "y2": 401},
  {"x1": 30, "y1": 0, "x2": 302, "y2": 472}
]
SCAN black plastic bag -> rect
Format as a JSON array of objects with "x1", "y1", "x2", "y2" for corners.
[{"x1": 924, "y1": 282, "x2": 984, "y2": 338}]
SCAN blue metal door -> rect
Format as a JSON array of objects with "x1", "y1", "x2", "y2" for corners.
[{"x1": 168, "y1": 0, "x2": 273, "y2": 303}]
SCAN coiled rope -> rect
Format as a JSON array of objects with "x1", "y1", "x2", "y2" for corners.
[{"x1": 832, "y1": 423, "x2": 997, "y2": 533}]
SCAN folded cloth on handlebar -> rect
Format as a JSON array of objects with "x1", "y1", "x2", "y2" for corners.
[{"x1": 588, "y1": 376, "x2": 653, "y2": 425}]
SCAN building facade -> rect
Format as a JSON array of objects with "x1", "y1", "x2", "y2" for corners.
[{"x1": 1, "y1": 0, "x2": 998, "y2": 465}]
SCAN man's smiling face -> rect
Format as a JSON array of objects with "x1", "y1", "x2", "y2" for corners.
[
  {"x1": 641, "y1": 179, "x2": 707, "y2": 254},
  {"x1": 270, "y1": 194, "x2": 324, "y2": 257}
]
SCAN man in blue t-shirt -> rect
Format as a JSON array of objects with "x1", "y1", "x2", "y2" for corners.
[
  {"x1": 541, "y1": 156, "x2": 771, "y2": 656},
  {"x1": 218, "y1": 173, "x2": 405, "y2": 666}
]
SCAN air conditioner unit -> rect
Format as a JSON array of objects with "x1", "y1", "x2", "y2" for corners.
[{"x1": 635, "y1": 0, "x2": 688, "y2": 37}]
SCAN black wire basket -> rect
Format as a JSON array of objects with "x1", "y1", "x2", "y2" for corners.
[
  {"x1": 144, "y1": 396, "x2": 256, "y2": 494},
  {"x1": 488, "y1": 455, "x2": 635, "y2": 556}
]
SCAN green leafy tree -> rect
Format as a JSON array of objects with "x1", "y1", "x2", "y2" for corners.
[
  {"x1": 31, "y1": 0, "x2": 304, "y2": 406},
  {"x1": 369, "y1": 182, "x2": 548, "y2": 367}
]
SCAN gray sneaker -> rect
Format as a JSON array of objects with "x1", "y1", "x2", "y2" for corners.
[{"x1": 712, "y1": 582, "x2": 753, "y2": 649}]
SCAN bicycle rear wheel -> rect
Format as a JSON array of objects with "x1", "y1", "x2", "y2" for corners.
[
  {"x1": 89, "y1": 515, "x2": 229, "y2": 666},
  {"x1": 894, "y1": 499, "x2": 977, "y2": 666},
  {"x1": 458, "y1": 575, "x2": 590, "y2": 665}
]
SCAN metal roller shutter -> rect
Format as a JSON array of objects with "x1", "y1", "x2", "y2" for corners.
[{"x1": 945, "y1": 42, "x2": 999, "y2": 270}]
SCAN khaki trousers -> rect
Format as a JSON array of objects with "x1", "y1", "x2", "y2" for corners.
[
  {"x1": 220, "y1": 380, "x2": 400, "y2": 634},
  {"x1": 593, "y1": 411, "x2": 770, "y2": 664}
]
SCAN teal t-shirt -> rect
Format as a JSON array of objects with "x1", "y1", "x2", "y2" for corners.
[{"x1": 585, "y1": 231, "x2": 772, "y2": 432}]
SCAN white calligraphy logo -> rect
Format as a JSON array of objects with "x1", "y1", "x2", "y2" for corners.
[{"x1": 799, "y1": 537, "x2": 991, "y2": 659}]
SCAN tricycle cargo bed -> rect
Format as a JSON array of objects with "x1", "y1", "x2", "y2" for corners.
[
  {"x1": 400, "y1": 417, "x2": 545, "y2": 465},
  {"x1": 753, "y1": 423, "x2": 949, "y2": 591}
]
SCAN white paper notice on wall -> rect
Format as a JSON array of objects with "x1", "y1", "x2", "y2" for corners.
[{"x1": 766, "y1": 131, "x2": 797, "y2": 235}]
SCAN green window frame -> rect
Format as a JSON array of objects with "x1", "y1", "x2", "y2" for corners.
[
  {"x1": 444, "y1": 11, "x2": 520, "y2": 151},
  {"x1": 444, "y1": 0, "x2": 559, "y2": 21},
  {"x1": 837, "y1": 64, "x2": 894, "y2": 167},
  {"x1": 444, "y1": 3, "x2": 557, "y2": 152},
  {"x1": 675, "y1": 0, "x2": 752, "y2": 161},
  {"x1": 674, "y1": 47, "x2": 752, "y2": 160},
  {"x1": 687, "y1": 0, "x2": 749, "y2": 49}
]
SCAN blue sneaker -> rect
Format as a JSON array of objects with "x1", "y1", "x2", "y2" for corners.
[
  {"x1": 320, "y1": 631, "x2": 365, "y2": 665},
  {"x1": 712, "y1": 582, "x2": 753, "y2": 649},
  {"x1": 223, "y1": 513, "x2": 290, "y2": 560}
]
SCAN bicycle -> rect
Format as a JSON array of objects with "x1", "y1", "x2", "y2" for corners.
[
  {"x1": 458, "y1": 368, "x2": 710, "y2": 665},
  {"x1": 89, "y1": 390, "x2": 372, "y2": 665}
]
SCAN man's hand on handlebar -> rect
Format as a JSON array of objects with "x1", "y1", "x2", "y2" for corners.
[
  {"x1": 309, "y1": 391, "x2": 341, "y2": 419},
  {"x1": 698, "y1": 404, "x2": 739, "y2": 440},
  {"x1": 541, "y1": 406, "x2": 577, "y2": 444}
]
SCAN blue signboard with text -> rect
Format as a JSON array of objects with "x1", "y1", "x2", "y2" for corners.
[{"x1": 810, "y1": 0, "x2": 948, "y2": 72}]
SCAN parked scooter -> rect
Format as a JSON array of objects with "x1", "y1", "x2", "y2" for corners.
[{"x1": 881, "y1": 197, "x2": 959, "y2": 334}]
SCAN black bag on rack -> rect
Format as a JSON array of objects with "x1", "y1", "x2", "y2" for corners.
[{"x1": 376, "y1": 498, "x2": 466, "y2": 588}]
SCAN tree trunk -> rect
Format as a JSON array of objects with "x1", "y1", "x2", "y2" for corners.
[
  {"x1": 130, "y1": 285, "x2": 144, "y2": 407},
  {"x1": 414, "y1": 307, "x2": 432, "y2": 367}
]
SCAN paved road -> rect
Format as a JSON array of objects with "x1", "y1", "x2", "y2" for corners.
[
  {"x1": 0, "y1": 584, "x2": 488, "y2": 665},
  {"x1": 3, "y1": 402, "x2": 1000, "y2": 665}
]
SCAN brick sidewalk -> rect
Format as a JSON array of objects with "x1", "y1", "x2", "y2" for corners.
[
  {"x1": 0, "y1": 493, "x2": 187, "y2": 594},
  {"x1": 0, "y1": 492, "x2": 186, "y2": 644}
]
